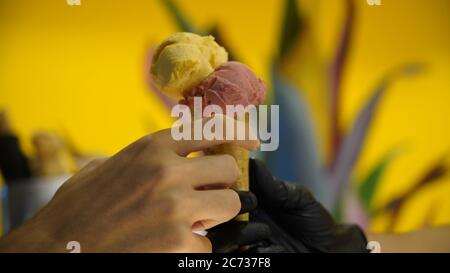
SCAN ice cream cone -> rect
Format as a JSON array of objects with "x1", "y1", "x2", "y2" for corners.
[
  {"x1": 151, "y1": 33, "x2": 267, "y2": 223},
  {"x1": 205, "y1": 115, "x2": 250, "y2": 221},
  {"x1": 206, "y1": 144, "x2": 249, "y2": 221},
  {"x1": 188, "y1": 113, "x2": 251, "y2": 221}
]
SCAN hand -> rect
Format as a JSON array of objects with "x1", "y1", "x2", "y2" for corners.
[
  {"x1": 0, "y1": 116, "x2": 259, "y2": 253},
  {"x1": 207, "y1": 192, "x2": 276, "y2": 253},
  {"x1": 209, "y1": 159, "x2": 368, "y2": 253}
]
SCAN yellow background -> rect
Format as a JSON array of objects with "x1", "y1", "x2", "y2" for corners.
[{"x1": 0, "y1": 0, "x2": 449, "y2": 234}]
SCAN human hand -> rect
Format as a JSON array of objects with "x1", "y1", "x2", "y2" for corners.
[
  {"x1": 0, "y1": 116, "x2": 259, "y2": 253},
  {"x1": 209, "y1": 159, "x2": 368, "y2": 253}
]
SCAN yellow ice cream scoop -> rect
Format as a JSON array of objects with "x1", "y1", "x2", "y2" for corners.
[{"x1": 150, "y1": 32, "x2": 228, "y2": 99}]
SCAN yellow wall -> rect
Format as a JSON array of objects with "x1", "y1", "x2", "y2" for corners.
[
  {"x1": 0, "y1": 0, "x2": 449, "y2": 233},
  {"x1": 279, "y1": 0, "x2": 450, "y2": 232},
  {"x1": 341, "y1": 0, "x2": 450, "y2": 232}
]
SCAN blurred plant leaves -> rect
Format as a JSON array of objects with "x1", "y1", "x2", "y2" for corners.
[
  {"x1": 278, "y1": 0, "x2": 302, "y2": 60},
  {"x1": 270, "y1": 0, "x2": 333, "y2": 208},
  {"x1": 206, "y1": 25, "x2": 239, "y2": 61},
  {"x1": 158, "y1": 1, "x2": 436, "y2": 224},
  {"x1": 374, "y1": 155, "x2": 448, "y2": 216},
  {"x1": 268, "y1": 63, "x2": 331, "y2": 208},
  {"x1": 161, "y1": 0, "x2": 198, "y2": 33},
  {"x1": 384, "y1": 156, "x2": 447, "y2": 231},
  {"x1": 358, "y1": 148, "x2": 401, "y2": 212},
  {"x1": 330, "y1": 0, "x2": 355, "y2": 166},
  {"x1": 146, "y1": 47, "x2": 177, "y2": 109},
  {"x1": 330, "y1": 64, "x2": 424, "y2": 207},
  {"x1": 331, "y1": 81, "x2": 387, "y2": 207},
  {"x1": 342, "y1": 188, "x2": 369, "y2": 228}
]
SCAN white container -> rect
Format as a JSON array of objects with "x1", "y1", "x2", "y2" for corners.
[{"x1": 1, "y1": 175, "x2": 70, "y2": 233}]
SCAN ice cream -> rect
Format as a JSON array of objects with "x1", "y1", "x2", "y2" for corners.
[
  {"x1": 151, "y1": 33, "x2": 267, "y2": 221},
  {"x1": 181, "y1": 62, "x2": 266, "y2": 221},
  {"x1": 181, "y1": 61, "x2": 266, "y2": 110},
  {"x1": 150, "y1": 32, "x2": 228, "y2": 99}
]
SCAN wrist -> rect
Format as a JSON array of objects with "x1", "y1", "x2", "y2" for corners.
[{"x1": 0, "y1": 209, "x2": 62, "y2": 252}]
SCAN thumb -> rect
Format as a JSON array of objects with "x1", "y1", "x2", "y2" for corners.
[
  {"x1": 249, "y1": 158, "x2": 326, "y2": 211},
  {"x1": 249, "y1": 158, "x2": 289, "y2": 208}
]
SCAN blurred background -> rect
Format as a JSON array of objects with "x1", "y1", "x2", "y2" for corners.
[{"x1": 0, "y1": 0, "x2": 449, "y2": 236}]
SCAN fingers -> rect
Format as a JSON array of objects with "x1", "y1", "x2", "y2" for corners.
[
  {"x1": 153, "y1": 115, "x2": 260, "y2": 156},
  {"x1": 183, "y1": 155, "x2": 241, "y2": 188},
  {"x1": 207, "y1": 222, "x2": 271, "y2": 253},
  {"x1": 189, "y1": 189, "x2": 240, "y2": 230},
  {"x1": 190, "y1": 191, "x2": 257, "y2": 230},
  {"x1": 250, "y1": 158, "x2": 321, "y2": 210},
  {"x1": 237, "y1": 222, "x2": 271, "y2": 245},
  {"x1": 249, "y1": 158, "x2": 285, "y2": 207},
  {"x1": 250, "y1": 158, "x2": 303, "y2": 208},
  {"x1": 237, "y1": 191, "x2": 258, "y2": 214}
]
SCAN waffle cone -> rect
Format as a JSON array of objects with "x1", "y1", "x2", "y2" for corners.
[
  {"x1": 189, "y1": 111, "x2": 251, "y2": 221},
  {"x1": 206, "y1": 143, "x2": 249, "y2": 221}
]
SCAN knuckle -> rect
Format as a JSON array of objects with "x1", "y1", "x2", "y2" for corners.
[
  {"x1": 142, "y1": 161, "x2": 185, "y2": 193},
  {"x1": 158, "y1": 191, "x2": 185, "y2": 220},
  {"x1": 152, "y1": 165, "x2": 179, "y2": 186},
  {"x1": 220, "y1": 154, "x2": 238, "y2": 169},
  {"x1": 220, "y1": 154, "x2": 235, "y2": 163},
  {"x1": 220, "y1": 155, "x2": 240, "y2": 179},
  {"x1": 126, "y1": 165, "x2": 163, "y2": 193}
]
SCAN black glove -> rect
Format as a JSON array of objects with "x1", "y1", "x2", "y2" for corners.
[
  {"x1": 208, "y1": 159, "x2": 368, "y2": 253},
  {"x1": 207, "y1": 191, "x2": 278, "y2": 253}
]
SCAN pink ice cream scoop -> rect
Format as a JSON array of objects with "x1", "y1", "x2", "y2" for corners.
[{"x1": 181, "y1": 61, "x2": 266, "y2": 110}]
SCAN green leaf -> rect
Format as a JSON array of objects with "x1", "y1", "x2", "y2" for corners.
[
  {"x1": 330, "y1": 63, "x2": 424, "y2": 208},
  {"x1": 358, "y1": 148, "x2": 400, "y2": 212},
  {"x1": 278, "y1": 0, "x2": 302, "y2": 60},
  {"x1": 373, "y1": 155, "x2": 448, "y2": 216},
  {"x1": 329, "y1": 0, "x2": 355, "y2": 165},
  {"x1": 161, "y1": 0, "x2": 198, "y2": 33},
  {"x1": 206, "y1": 25, "x2": 239, "y2": 61}
]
